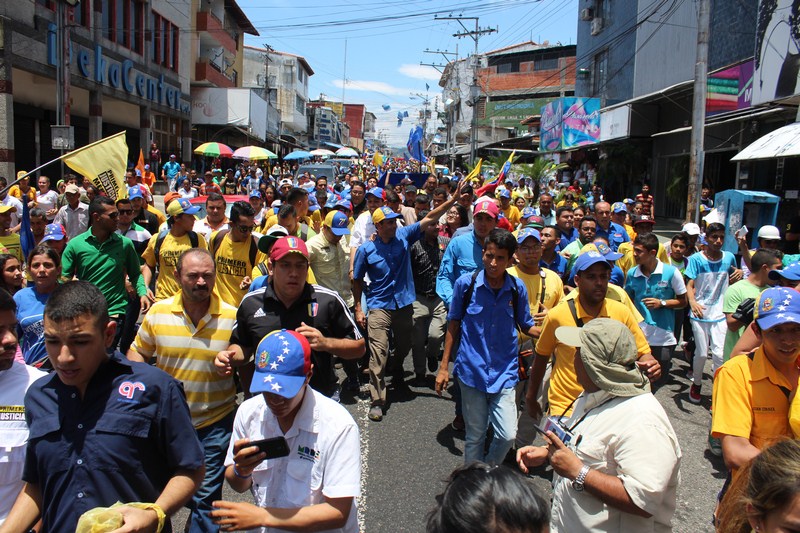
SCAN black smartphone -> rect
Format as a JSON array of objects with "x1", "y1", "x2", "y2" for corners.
[{"x1": 248, "y1": 437, "x2": 290, "y2": 459}]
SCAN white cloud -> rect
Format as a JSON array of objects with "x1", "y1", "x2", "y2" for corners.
[
  {"x1": 331, "y1": 79, "x2": 418, "y2": 97},
  {"x1": 397, "y1": 64, "x2": 441, "y2": 82}
]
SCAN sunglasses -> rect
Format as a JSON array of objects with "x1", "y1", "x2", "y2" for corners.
[
  {"x1": 237, "y1": 224, "x2": 256, "y2": 233},
  {"x1": 118, "y1": 209, "x2": 133, "y2": 215}
]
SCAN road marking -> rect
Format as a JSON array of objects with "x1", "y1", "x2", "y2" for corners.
[{"x1": 356, "y1": 393, "x2": 370, "y2": 531}]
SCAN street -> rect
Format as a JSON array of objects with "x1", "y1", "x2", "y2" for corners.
[{"x1": 176, "y1": 352, "x2": 724, "y2": 533}]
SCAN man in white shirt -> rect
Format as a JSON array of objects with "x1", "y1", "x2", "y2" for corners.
[
  {"x1": 52, "y1": 184, "x2": 89, "y2": 239},
  {"x1": 213, "y1": 329, "x2": 360, "y2": 533},
  {"x1": 0, "y1": 289, "x2": 47, "y2": 526},
  {"x1": 517, "y1": 318, "x2": 681, "y2": 533}
]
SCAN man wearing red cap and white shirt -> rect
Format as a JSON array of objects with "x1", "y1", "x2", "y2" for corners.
[
  {"x1": 213, "y1": 329, "x2": 361, "y2": 533},
  {"x1": 218, "y1": 236, "x2": 364, "y2": 398}
]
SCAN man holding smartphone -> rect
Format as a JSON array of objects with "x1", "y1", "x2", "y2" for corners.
[{"x1": 212, "y1": 329, "x2": 360, "y2": 533}]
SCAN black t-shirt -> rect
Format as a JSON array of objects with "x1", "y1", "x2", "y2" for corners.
[
  {"x1": 134, "y1": 209, "x2": 160, "y2": 236},
  {"x1": 231, "y1": 282, "x2": 361, "y2": 395},
  {"x1": 785, "y1": 215, "x2": 800, "y2": 254}
]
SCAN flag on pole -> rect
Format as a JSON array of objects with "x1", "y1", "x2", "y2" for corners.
[
  {"x1": 464, "y1": 158, "x2": 483, "y2": 183},
  {"x1": 407, "y1": 126, "x2": 427, "y2": 163},
  {"x1": 428, "y1": 158, "x2": 436, "y2": 177},
  {"x1": 373, "y1": 151, "x2": 384, "y2": 168},
  {"x1": 475, "y1": 151, "x2": 515, "y2": 198},
  {"x1": 135, "y1": 148, "x2": 145, "y2": 179},
  {"x1": 20, "y1": 195, "x2": 35, "y2": 262},
  {"x1": 63, "y1": 131, "x2": 128, "y2": 200}
]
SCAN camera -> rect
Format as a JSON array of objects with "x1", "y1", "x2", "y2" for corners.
[{"x1": 539, "y1": 416, "x2": 574, "y2": 444}]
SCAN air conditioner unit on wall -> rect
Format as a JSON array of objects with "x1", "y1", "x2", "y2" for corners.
[
  {"x1": 580, "y1": 8, "x2": 594, "y2": 21},
  {"x1": 591, "y1": 18, "x2": 603, "y2": 36}
]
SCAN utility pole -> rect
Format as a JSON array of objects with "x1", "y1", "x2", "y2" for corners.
[
  {"x1": 263, "y1": 43, "x2": 274, "y2": 151},
  {"x1": 686, "y1": 0, "x2": 710, "y2": 223},
  {"x1": 421, "y1": 48, "x2": 457, "y2": 73},
  {"x1": 435, "y1": 16, "x2": 496, "y2": 165}
]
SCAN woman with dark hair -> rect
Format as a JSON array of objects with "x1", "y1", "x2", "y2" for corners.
[
  {"x1": 716, "y1": 439, "x2": 800, "y2": 533},
  {"x1": 13, "y1": 244, "x2": 60, "y2": 367},
  {"x1": 263, "y1": 183, "x2": 277, "y2": 206},
  {"x1": 0, "y1": 254, "x2": 23, "y2": 295},
  {"x1": 440, "y1": 204, "x2": 469, "y2": 238},
  {"x1": 427, "y1": 462, "x2": 549, "y2": 533}
]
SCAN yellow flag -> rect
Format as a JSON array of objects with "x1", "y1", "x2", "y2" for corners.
[
  {"x1": 63, "y1": 131, "x2": 128, "y2": 200},
  {"x1": 464, "y1": 158, "x2": 483, "y2": 183},
  {"x1": 428, "y1": 158, "x2": 436, "y2": 176},
  {"x1": 373, "y1": 151, "x2": 383, "y2": 168}
]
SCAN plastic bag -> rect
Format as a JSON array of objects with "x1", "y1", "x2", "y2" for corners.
[{"x1": 76, "y1": 502, "x2": 165, "y2": 533}]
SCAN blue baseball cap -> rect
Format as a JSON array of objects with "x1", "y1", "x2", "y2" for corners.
[
  {"x1": 521, "y1": 207, "x2": 537, "y2": 220},
  {"x1": 250, "y1": 330, "x2": 312, "y2": 398},
  {"x1": 307, "y1": 195, "x2": 320, "y2": 212},
  {"x1": 580, "y1": 241, "x2": 623, "y2": 262},
  {"x1": 769, "y1": 262, "x2": 800, "y2": 282},
  {"x1": 127, "y1": 185, "x2": 144, "y2": 200},
  {"x1": 249, "y1": 190, "x2": 262, "y2": 199},
  {"x1": 498, "y1": 189, "x2": 511, "y2": 199},
  {"x1": 166, "y1": 198, "x2": 201, "y2": 218},
  {"x1": 574, "y1": 250, "x2": 613, "y2": 273},
  {"x1": 325, "y1": 211, "x2": 350, "y2": 236},
  {"x1": 517, "y1": 227, "x2": 541, "y2": 244},
  {"x1": 366, "y1": 187, "x2": 384, "y2": 199},
  {"x1": 611, "y1": 202, "x2": 627, "y2": 213},
  {"x1": 753, "y1": 287, "x2": 800, "y2": 330},
  {"x1": 335, "y1": 199, "x2": 352, "y2": 212},
  {"x1": 41, "y1": 223, "x2": 66, "y2": 243}
]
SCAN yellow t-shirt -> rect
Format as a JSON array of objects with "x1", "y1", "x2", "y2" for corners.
[
  {"x1": 536, "y1": 297, "x2": 649, "y2": 416},
  {"x1": 142, "y1": 231, "x2": 209, "y2": 301},
  {"x1": 790, "y1": 374, "x2": 800, "y2": 438},
  {"x1": 262, "y1": 214, "x2": 317, "y2": 241},
  {"x1": 502, "y1": 205, "x2": 521, "y2": 228},
  {"x1": 507, "y1": 266, "x2": 564, "y2": 346},
  {"x1": 147, "y1": 204, "x2": 167, "y2": 226},
  {"x1": 711, "y1": 346, "x2": 794, "y2": 452},
  {"x1": 563, "y1": 283, "x2": 644, "y2": 323},
  {"x1": 9, "y1": 185, "x2": 35, "y2": 203},
  {"x1": 616, "y1": 241, "x2": 669, "y2": 279},
  {"x1": 210, "y1": 232, "x2": 266, "y2": 307}
]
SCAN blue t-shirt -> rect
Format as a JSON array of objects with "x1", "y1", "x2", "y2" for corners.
[{"x1": 14, "y1": 287, "x2": 50, "y2": 365}]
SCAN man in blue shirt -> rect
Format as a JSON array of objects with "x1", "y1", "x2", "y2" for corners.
[
  {"x1": 594, "y1": 201, "x2": 630, "y2": 252},
  {"x1": 353, "y1": 186, "x2": 461, "y2": 422},
  {"x1": 624, "y1": 232, "x2": 687, "y2": 379},
  {"x1": 435, "y1": 229, "x2": 537, "y2": 465},
  {"x1": 2, "y1": 282, "x2": 204, "y2": 533},
  {"x1": 162, "y1": 154, "x2": 181, "y2": 191}
]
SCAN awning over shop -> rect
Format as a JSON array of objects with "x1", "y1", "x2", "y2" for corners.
[{"x1": 731, "y1": 121, "x2": 800, "y2": 160}]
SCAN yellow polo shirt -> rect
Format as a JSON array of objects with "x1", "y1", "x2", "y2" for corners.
[
  {"x1": 616, "y1": 241, "x2": 669, "y2": 279},
  {"x1": 536, "y1": 297, "x2": 649, "y2": 416},
  {"x1": 502, "y1": 205, "x2": 521, "y2": 227},
  {"x1": 210, "y1": 231, "x2": 266, "y2": 307},
  {"x1": 508, "y1": 266, "x2": 564, "y2": 346},
  {"x1": 131, "y1": 292, "x2": 238, "y2": 429},
  {"x1": 711, "y1": 346, "x2": 794, "y2": 451},
  {"x1": 142, "y1": 231, "x2": 209, "y2": 301}
]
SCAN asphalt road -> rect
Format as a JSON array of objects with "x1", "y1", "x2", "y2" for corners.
[{"x1": 173, "y1": 352, "x2": 723, "y2": 533}]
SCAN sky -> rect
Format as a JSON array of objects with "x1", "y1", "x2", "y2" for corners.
[{"x1": 236, "y1": 0, "x2": 579, "y2": 147}]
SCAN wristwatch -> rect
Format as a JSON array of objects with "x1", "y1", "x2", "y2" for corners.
[
  {"x1": 572, "y1": 464, "x2": 590, "y2": 492},
  {"x1": 660, "y1": 299, "x2": 667, "y2": 308}
]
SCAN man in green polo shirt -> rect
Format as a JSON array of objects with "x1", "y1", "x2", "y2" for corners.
[{"x1": 61, "y1": 196, "x2": 150, "y2": 350}]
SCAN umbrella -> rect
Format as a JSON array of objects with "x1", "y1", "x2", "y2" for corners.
[
  {"x1": 233, "y1": 145, "x2": 278, "y2": 160},
  {"x1": 731, "y1": 122, "x2": 800, "y2": 161},
  {"x1": 310, "y1": 148, "x2": 336, "y2": 157},
  {"x1": 284, "y1": 150, "x2": 312, "y2": 161},
  {"x1": 193, "y1": 142, "x2": 233, "y2": 157},
  {"x1": 336, "y1": 147, "x2": 359, "y2": 157}
]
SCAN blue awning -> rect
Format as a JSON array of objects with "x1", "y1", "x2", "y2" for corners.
[{"x1": 322, "y1": 141, "x2": 344, "y2": 149}]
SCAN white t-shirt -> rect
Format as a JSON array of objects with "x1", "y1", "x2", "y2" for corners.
[
  {"x1": 0, "y1": 195, "x2": 23, "y2": 227},
  {"x1": 225, "y1": 387, "x2": 360, "y2": 533},
  {"x1": 0, "y1": 363, "x2": 47, "y2": 525},
  {"x1": 35, "y1": 190, "x2": 59, "y2": 219},
  {"x1": 178, "y1": 187, "x2": 198, "y2": 199}
]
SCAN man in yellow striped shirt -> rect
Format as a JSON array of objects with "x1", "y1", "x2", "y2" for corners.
[{"x1": 128, "y1": 248, "x2": 237, "y2": 533}]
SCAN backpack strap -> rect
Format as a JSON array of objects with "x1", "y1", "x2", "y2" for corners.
[
  {"x1": 257, "y1": 262, "x2": 269, "y2": 276},
  {"x1": 211, "y1": 229, "x2": 230, "y2": 258},
  {"x1": 188, "y1": 230, "x2": 198, "y2": 249},
  {"x1": 154, "y1": 228, "x2": 169, "y2": 270},
  {"x1": 567, "y1": 298, "x2": 584, "y2": 327},
  {"x1": 249, "y1": 236, "x2": 258, "y2": 269},
  {"x1": 459, "y1": 270, "x2": 481, "y2": 321}
]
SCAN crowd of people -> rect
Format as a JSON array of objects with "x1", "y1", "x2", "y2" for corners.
[{"x1": 0, "y1": 153, "x2": 798, "y2": 533}]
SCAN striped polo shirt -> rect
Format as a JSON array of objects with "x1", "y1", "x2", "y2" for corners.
[{"x1": 131, "y1": 292, "x2": 237, "y2": 429}]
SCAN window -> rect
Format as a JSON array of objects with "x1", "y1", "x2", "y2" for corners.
[
  {"x1": 102, "y1": 0, "x2": 112, "y2": 41},
  {"x1": 151, "y1": 10, "x2": 179, "y2": 72},
  {"x1": 592, "y1": 50, "x2": 608, "y2": 99},
  {"x1": 115, "y1": 0, "x2": 126, "y2": 47},
  {"x1": 72, "y1": 2, "x2": 91, "y2": 27},
  {"x1": 295, "y1": 95, "x2": 306, "y2": 115},
  {"x1": 497, "y1": 63, "x2": 513, "y2": 74},
  {"x1": 534, "y1": 57, "x2": 559, "y2": 71}
]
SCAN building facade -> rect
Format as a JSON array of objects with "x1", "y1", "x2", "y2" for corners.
[{"x1": 0, "y1": 0, "x2": 193, "y2": 178}]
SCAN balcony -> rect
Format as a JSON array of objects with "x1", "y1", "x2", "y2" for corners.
[
  {"x1": 196, "y1": 12, "x2": 237, "y2": 54},
  {"x1": 195, "y1": 60, "x2": 236, "y2": 88}
]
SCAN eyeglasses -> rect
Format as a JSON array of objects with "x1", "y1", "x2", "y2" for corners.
[{"x1": 237, "y1": 224, "x2": 256, "y2": 233}]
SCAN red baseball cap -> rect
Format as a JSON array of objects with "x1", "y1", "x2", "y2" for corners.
[
  {"x1": 473, "y1": 198, "x2": 499, "y2": 218},
  {"x1": 269, "y1": 236, "x2": 309, "y2": 262}
]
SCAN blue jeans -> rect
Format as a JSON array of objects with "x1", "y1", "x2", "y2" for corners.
[
  {"x1": 188, "y1": 411, "x2": 235, "y2": 533},
  {"x1": 458, "y1": 377, "x2": 517, "y2": 465}
]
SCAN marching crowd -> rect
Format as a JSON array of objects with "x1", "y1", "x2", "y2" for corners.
[{"x1": 0, "y1": 153, "x2": 798, "y2": 533}]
